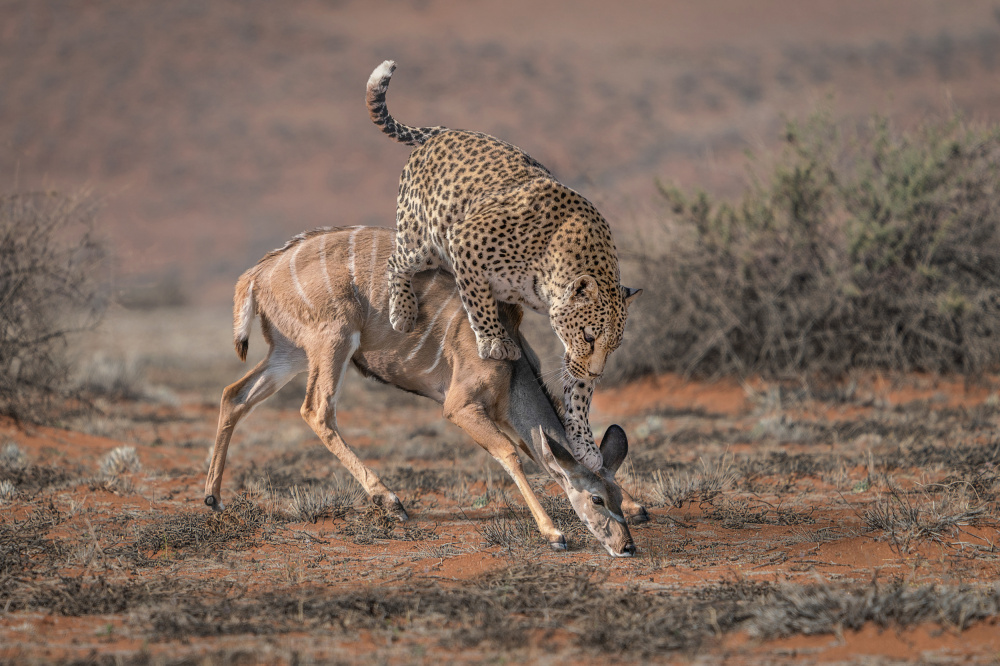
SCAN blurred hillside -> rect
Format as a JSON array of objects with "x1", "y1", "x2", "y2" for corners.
[{"x1": 3, "y1": 0, "x2": 1000, "y2": 303}]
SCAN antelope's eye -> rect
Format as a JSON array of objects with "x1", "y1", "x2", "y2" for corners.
[
  {"x1": 583, "y1": 327, "x2": 595, "y2": 344},
  {"x1": 591, "y1": 495, "x2": 604, "y2": 506}
]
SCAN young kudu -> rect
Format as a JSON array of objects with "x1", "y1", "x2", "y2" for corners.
[{"x1": 204, "y1": 226, "x2": 644, "y2": 556}]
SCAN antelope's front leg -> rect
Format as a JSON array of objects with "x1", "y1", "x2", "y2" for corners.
[
  {"x1": 562, "y1": 377, "x2": 603, "y2": 472},
  {"x1": 445, "y1": 401, "x2": 565, "y2": 550}
]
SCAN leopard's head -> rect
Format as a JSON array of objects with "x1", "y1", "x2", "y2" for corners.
[{"x1": 550, "y1": 276, "x2": 641, "y2": 380}]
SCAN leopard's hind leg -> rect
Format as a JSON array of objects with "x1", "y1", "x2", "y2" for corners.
[
  {"x1": 387, "y1": 253, "x2": 420, "y2": 333},
  {"x1": 387, "y1": 196, "x2": 444, "y2": 332}
]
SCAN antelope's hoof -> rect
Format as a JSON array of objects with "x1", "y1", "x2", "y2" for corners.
[
  {"x1": 626, "y1": 506, "x2": 650, "y2": 525},
  {"x1": 205, "y1": 495, "x2": 225, "y2": 513},
  {"x1": 548, "y1": 534, "x2": 567, "y2": 551},
  {"x1": 382, "y1": 496, "x2": 409, "y2": 522}
]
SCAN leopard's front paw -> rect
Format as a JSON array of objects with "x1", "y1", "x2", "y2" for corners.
[
  {"x1": 476, "y1": 335, "x2": 522, "y2": 361},
  {"x1": 389, "y1": 295, "x2": 418, "y2": 333}
]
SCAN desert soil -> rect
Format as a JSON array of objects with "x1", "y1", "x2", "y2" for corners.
[{"x1": 2, "y1": 307, "x2": 999, "y2": 664}]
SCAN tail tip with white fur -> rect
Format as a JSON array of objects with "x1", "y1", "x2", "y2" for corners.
[{"x1": 367, "y1": 60, "x2": 396, "y2": 90}]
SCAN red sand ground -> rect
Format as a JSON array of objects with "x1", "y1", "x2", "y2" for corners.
[{"x1": 2, "y1": 361, "x2": 999, "y2": 663}]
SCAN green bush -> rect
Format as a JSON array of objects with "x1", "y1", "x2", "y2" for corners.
[
  {"x1": 0, "y1": 191, "x2": 106, "y2": 421},
  {"x1": 612, "y1": 111, "x2": 1000, "y2": 380}
]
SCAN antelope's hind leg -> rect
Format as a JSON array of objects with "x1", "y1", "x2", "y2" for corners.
[
  {"x1": 205, "y1": 333, "x2": 307, "y2": 511},
  {"x1": 299, "y1": 331, "x2": 408, "y2": 521}
]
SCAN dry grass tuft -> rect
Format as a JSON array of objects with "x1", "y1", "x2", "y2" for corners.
[
  {"x1": 287, "y1": 478, "x2": 364, "y2": 524},
  {"x1": 651, "y1": 454, "x2": 738, "y2": 508},
  {"x1": 98, "y1": 445, "x2": 141, "y2": 477},
  {"x1": 476, "y1": 496, "x2": 540, "y2": 555},
  {"x1": 0, "y1": 479, "x2": 16, "y2": 503},
  {"x1": 134, "y1": 492, "x2": 273, "y2": 558},
  {"x1": 0, "y1": 441, "x2": 28, "y2": 473},
  {"x1": 864, "y1": 483, "x2": 991, "y2": 553},
  {"x1": 90, "y1": 445, "x2": 142, "y2": 495},
  {"x1": 335, "y1": 502, "x2": 438, "y2": 544}
]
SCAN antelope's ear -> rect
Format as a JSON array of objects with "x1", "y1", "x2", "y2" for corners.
[
  {"x1": 599, "y1": 424, "x2": 629, "y2": 475},
  {"x1": 566, "y1": 275, "x2": 599, "y2": 304},
  {"x1": 623, "y1": 287, "x2": 642, "y2": 309},
  {"x1": 533, "y1": 426, "x2": 578, "y2": 474}
]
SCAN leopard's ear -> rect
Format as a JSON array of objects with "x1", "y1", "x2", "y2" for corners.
[
  {"x1": 623, "y1": 286, "x2": 642, "y2": 308},
  {"x1": 567, "y1": 275, "x2": 599, "y2": 304}
]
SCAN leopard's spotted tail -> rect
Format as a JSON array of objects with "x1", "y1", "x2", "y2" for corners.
[{"x1": 366, "y1": 60, "x2": 447, "y2": 147}]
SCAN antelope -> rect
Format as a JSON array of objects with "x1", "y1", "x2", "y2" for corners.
[{"x1": 204, "y1": 226, "x2": 644, "y2": 556}]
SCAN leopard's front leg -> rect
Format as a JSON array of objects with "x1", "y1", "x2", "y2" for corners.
[
  {"x1": 451, "y1": 268, "x2": 521, "y2": 361},
  {"x1": 449, "y1": 233, "x2": 521, "y2": 361},
  {"x1": 565, "y1": 376, "x2": 648, "y2": 522},
  {"x1": 562, "y1": 376, "x2": 602, "y2": 472}
]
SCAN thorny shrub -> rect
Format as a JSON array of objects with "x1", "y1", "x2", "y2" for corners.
[
  {"x1": 613, "y1": 111, "x2": 1000, "y2": 380},
  {"x1": 0, "y1": 191, "x2": 106, "y2": 421}
]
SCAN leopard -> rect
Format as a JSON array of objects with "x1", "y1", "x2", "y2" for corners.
[{"x1": 366, "y1": 60, "x2": 641, "y2": 471}]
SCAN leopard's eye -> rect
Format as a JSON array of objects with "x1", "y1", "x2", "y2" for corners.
[{"x1": 583, "y1": 327, "x2": 595, "y2": 344}]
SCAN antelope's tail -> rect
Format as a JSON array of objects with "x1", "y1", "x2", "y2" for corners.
[
  {"x1": 366, "y1": 60, "x2": 447, "y2": 147},
  {"x1": 233, "y1": 272, "x2": 256, "y2": 362}
]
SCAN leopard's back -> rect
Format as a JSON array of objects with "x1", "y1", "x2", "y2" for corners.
[{"x1": 396, "y1": 129, "x2": 555, "y2": 266}]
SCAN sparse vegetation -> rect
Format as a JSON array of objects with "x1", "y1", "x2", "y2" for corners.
[
  {"x1": 0, "y1": 479, "x2": 15, "y2": 502},
  {"x1": 477, "y1": 496, "x2": 541, "y2": 554},
  {"x1": 287, "y1": 478, "x2": 364, "y2": 524},
  {"x1": 864, "y1": 483, "x2": 989, "y2": 553},
  {"x1": 614, "y1": 111, "x2": 1000, "y2": 381},
  {"x1": 98, "y1": 445, "x2": 142, "y2": 477},
  {"x1": 2, "y1": 378, "x2": 1000, "y2": 661},
  {"x1": 132, "y1": 492, "x2": 274, "y2": 558},
  {"x1": 745, "y1": 581, "x2": 1000, "y2": 639},
  {"x1": 0, "y1": 191, "x2": 106, "y2": 422},
  {"x1": 650, "y1": 454, "x2": 737, "y2": 508},
  {"x1": 91, "y1": 445, "x2": 142, "y2": 495},
  {"x1": 0, "y1": 441, "x2": 28, "y2": 473}
]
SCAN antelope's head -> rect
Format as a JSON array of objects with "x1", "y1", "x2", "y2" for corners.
[{"x1": 532, "y1": 424, "x2": 636, "y2": 557}]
